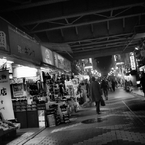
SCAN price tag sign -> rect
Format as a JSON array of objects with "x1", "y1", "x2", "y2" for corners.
[{"x1": 0, "y1": 70, "x2": 14, "y2": 120}]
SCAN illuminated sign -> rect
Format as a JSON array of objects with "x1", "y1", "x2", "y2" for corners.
[
  {"x1": 130, "y1": 52, "x2": 136, "y2": 70},
  {"x1": 114, "y1": 55, "x2": 116, "y2": 61},
  {"x1": 116, "y1": 62, "x2": 124, "y2": 65}
]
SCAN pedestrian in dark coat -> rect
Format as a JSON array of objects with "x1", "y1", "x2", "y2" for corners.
[
  {"x1": 140, "y1": 72, "x2": 145, "y2": 98},
  {"x1": 89, "y1": 77, "x2": 102, "y2": 114}
]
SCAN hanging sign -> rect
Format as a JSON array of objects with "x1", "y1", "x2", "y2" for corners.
[
  {"x1": 41, "y1": 45, "x2": 54, "y2": 65},
  {"x1": 0, "y1": 70, "x2": 14, "y2": 120},
  {"x1": 130, "y1": 52, "x2": 136, "y2": 70},
  {"x1": 8, "y1": 26, "x2": 41, "y2": 64},
  {"x1": 54, "y1": 52, "x2": 58, "y2": 68},
  {"x1": 64, "y1": 59, "x2": 71, "y2": 72},
  {"x1": 57, "y1": 54, "x2": 64, "y2": 69},
  {"x1": 0, "y1": 18, "x2": 10, "y2": 52}
]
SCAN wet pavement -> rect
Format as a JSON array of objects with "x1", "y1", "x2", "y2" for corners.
[{"x1": 6, "y1": 88, "x2": 145, "y2": 145}]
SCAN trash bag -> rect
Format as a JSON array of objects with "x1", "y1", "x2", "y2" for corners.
[{"x1": 101, "y1": 97, "x2": 105, "y2": 106}]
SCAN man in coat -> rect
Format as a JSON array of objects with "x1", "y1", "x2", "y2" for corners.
[
  {"x1": 89, "y1": 77, "x2": 102, "y2": 114},
  {"x1": 140, "y1": 72, "x2": 145, "y2": 98}
]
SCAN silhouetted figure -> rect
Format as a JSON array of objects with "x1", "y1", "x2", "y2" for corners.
[
  {"x1": 140, "y1": 72, "x2": 145, "y2": 98},
  {"x1": 89, "y1": 77, "x2": 102, "y2": 114},
  {"x1": 101, "y1": 79, "x2": 108, "y2": 100},
  {"x1": 111, "y1": 80, "x2": 116, "y2": 92}
]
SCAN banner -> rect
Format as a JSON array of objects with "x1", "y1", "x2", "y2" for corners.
[
  {"x1": 0, "y1": 70, "x2": 14, "y2": 120},
  {"x1": 0, "y1": 18, "x2": 10, "y2": 52},
  {"x1": 41, "y1": 45, "x2": 54, "y2": 65}
]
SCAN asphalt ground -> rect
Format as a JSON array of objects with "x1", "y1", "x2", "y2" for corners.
[{"x1": 5, "y1": 88, "x2": 145, "y2": 145}]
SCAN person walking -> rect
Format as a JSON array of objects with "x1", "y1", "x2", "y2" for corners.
[
  {"x1": 108, "y1": 80, "x2": 112, "y2": 91},
  {"x1": 111, "y1": 80, "x2": 116, "y2": 92},
  {"x1": 101, "y1": 79, "x2": 109, "y2": 100},
  {"x1": 89, "y1": 77, "x2": 102, "y2": 114},
  {"x1": 140, "y1": 72, "x2": 145, "y2": 99}
]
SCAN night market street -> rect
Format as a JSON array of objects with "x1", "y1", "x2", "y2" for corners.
[{"x1": 6, "y1": 88, "x2": 145, "y2": 145}]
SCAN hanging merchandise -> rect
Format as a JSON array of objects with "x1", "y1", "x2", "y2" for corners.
[{"x1": 0, "y1": 70, "x2": 15, "y2": 120}]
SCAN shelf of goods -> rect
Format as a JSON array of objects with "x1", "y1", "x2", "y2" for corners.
[
  {"x1": 46, "y1": 103, "x2": 70, "y2": 128},
  {"x1": 12, "y1": 99, "x2": 46, "y2": 128}
]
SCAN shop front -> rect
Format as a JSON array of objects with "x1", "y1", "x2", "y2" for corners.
[
  {"x1": 0, "y1": 18, "x2": 21, "y2": 141},
  {"x1": 5, "y1": 26, "x2": 43, "y2": 129},
  {"x1": 40, "y1": 47, "x2": 71, "y2": 126}
]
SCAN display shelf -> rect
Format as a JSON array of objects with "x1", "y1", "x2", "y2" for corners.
[
  {"x1": 27, "y1": 111, "x2": 39, "y2": 128},
  {"x1": 14, "y1": 111, "x2": 27, "y2": 128}
]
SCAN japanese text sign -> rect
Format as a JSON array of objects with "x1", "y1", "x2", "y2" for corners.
[
  {"x1": 0, "y1": 71, "x2": 14, "y2": 120},
  {"x1": 8, "y1": 27, "x2": 41, "y2": 64}
]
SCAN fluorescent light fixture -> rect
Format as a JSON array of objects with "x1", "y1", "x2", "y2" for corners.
[
  {"x1": 14, "y1": 66, "x2": 37, "y2": 78},
  {"x1": 135, "y1": 47, "x2": 139, "y2": 50},
  {"x1": 84, "y1": 66, "x2": 93, "y2": 69},
  {"x1": 116, "y1": 62, "x2": 124, "y2": 65}
]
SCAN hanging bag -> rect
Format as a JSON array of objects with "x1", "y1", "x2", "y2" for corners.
[{"x1": 101, "y1": 97, "x2": 105, "y2": 106}]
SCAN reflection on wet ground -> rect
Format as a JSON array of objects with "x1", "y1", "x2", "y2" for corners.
[{"x1": 81, "y1": 117, "x2": 107, "y2": 124}]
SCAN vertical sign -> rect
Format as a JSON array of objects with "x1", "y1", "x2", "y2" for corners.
[
  {"x1": 0, "y1": 18, "x2": 10, "y2": 51},
  {"x1": 54, "y1": 52, "x2": 58, "y2": 68},
  {"x1": 130, "y1": 52, "x2": 136, "y2": 70},
  {"x1": 0, "y1": 70, "x2": 14, "y2": 120}
]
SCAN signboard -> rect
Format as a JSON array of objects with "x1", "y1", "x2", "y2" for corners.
[
  {"x1": 130, "y1": 52, "x2": 136, "y2": 70},
  {"x1": 0, "y1": 70, "x2": 14, "y2": 120},
  {"x1": 0, "y1": 18, "x2": 10, "y2": 52},
  {"x1": 57, "y1": 54, "x2": 64, "y2": 69},
  {"x1": 8, "y1": 27, "x2": 41, "y2": 64},
  {"x1": 141, "y1": 50, "x2": 145, "y2": 57},
  {"x1": 114, "y1": 54, "x2": 122, "y2": 62},
  {"x1": 12, "y1": 83, "x2": 25, "y2": 98},
  {"x1": 41, "y1": 45, "x2": 54, "y2": 65},
  {"x1": 64, "y1": 59, "x2": 71, "y2": 72},
  {"x1": 54, "y1": 52, "x2": 58, "y2": 68}
]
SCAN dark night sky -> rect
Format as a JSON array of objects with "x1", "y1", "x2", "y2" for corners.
[{"x1": 95, "y1": 55, "x2": 113, "y2": 75}]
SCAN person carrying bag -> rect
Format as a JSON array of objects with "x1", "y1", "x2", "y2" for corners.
[{"x1": 89, "y1": 77, "x2": 102, "y2": 114}]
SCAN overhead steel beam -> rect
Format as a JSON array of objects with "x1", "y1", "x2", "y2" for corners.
[
  {"x1": 72, "y1": 42, "x2": 138, "y2": 52},
  {"x1": 72, "y1": 42, "x2": 127, "y2": 50},
  {"x1": 30, "y1": 13, "x2": 145, "y2": 33},
  {"x1": 0, "y1": 0, "x2": 69, "y2": 12},
  {"x1": 72, "y1": 42, "x2": 137, "y2": 52},
  {"x1": 22, "y1": 3, "x2": 144, "y2": 25},
  {"x1": 71, "y1": 37, "x2": 127, "y2": 48},
  {"x1": 72, "y1": 38, "x2": 139, "y2": 49},
  {"x1": 73, "y1": 46, "x2": 134, "y2": 59},
  {"x1": 68, "y1": 32, "x2": 133, "y2": 44}
]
